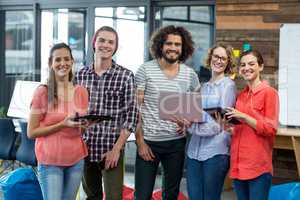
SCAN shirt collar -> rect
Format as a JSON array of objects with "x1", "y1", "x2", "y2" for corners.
[
  {"x1": 244, "y1": 80, "x2": 269, "y2": 95},
  {"x1": 206, "y1": 76, "x2": 227, "y2": 86},
  {"x1": 88, "y1": 60, "x2": 117, "y2": 75}
]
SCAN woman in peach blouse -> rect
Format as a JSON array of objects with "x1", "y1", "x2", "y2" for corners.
[{"x1": 28, "y1": 43, "x2": 89, "y2": 200}]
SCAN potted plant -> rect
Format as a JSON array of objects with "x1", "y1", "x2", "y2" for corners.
[
  {"x1": 0, "y1": 106, "x2": 11, "y2": 130},
  {"x1": 0, "y1": 106, "x2": 7, "y2": 118}
]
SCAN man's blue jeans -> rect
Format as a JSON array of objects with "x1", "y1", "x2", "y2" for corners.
[
  {"x1": 38, "y1": 159, "x2": 84, "y2": 200},
  {"x1": 233, "y1": 173, "x2": 272, "y2": 200},
  {"x1": 186, "y1": 155, "x2": 229, "y2": 200}
]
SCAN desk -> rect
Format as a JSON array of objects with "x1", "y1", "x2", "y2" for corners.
[{"x1": 274, "y1": 128, "x2": 300, "y2": 176}]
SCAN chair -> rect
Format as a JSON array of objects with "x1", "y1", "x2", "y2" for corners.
[
  {"x1": 16, "y1": 121, "x2": 37, "y2": 166},
  {"x1": 268, "y1": 182, "x2": 300, "y2": 200},
  {"x1": 0, "y1": 118, "x2": 18, "y2": 173}
]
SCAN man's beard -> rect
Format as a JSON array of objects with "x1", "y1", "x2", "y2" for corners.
[{"x1": 162, "y1": 51, "x2": 180, "y2": 64}]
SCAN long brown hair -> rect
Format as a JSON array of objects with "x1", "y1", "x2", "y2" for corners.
[{"x1": 47, "y1": 43, "x2": 74, "y2": 107}]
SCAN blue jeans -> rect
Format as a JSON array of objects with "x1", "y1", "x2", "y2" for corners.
[
  {"x1": 38, "y1": 159, "x2": 84, "y2": 200},
  {"x1": 233, "y1": 173, "x2": 272, "y2": 200},
  {"x1": 186, "y1": 155, "x2": 229, "y2": 200}
]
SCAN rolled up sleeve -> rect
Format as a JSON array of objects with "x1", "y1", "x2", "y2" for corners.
[
  {"x1": 122, "y1": 72, "x2": 138, "y2": 133},
  {"x1": 256, "y1": 89, "x2": 279, "y2": 137}
]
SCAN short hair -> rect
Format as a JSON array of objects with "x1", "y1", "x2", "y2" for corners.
[
  {"x1": 92, "y1": 26, "x2": 119, "y2": 55},
  {"x1": 205, "y1": 44, "x2": 236, "y2": 75},
  {"x1": 150, "y1": 25, "x2": 194, "y2": 63},
  {"x1": 240, "y1": 50, "x2": 264, "y2": 66}
]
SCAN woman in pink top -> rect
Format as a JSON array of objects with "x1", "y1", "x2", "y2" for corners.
[
  {"x1": 28, "y1": 43, "x2": 89, "y2": 200},
  {"x1": 226, "y1": 50, "x2": 279, "y2": 200}
]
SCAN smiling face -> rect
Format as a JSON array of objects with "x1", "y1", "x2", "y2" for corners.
[
  {"x1": 161, "y1": 34, "x2": 182, "y2": 64},
  {"x1": 210, "y1": 47, "x2": 229, "y2": 75},
  {"x1": 94, "y1": 30, "x2": 117, "y2": 60},
  {"x1": 49, "y1": 48, "x2": 73, "y2": 79},
  {"x1": 239, "y1": 53, "x2": 263, "y2": 82}
]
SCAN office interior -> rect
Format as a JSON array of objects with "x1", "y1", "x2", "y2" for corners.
[{"x1": 1, "y1": 0, "x2": 300, "y2": 199}]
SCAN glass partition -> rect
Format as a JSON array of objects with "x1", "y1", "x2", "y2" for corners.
[
  {"x1": 95, "y1": 7, "x2": 146, "y2": 73},
  {"x1": 41, "y1": 9, "x2": 86, "y2": 82},
  {"x1": 5, "y1": 11, "x2": 34, "y2": 76},
  {"x1": 1, "y1": 10, "x2": 34, "y2": 109},
  {"x1": 154, "y1": 5, "x2": 214, "y2": 82}
]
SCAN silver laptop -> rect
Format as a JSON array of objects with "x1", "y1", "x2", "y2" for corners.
[{"x1": 158, "y1": 91, "x2": 203, "y2": 122}]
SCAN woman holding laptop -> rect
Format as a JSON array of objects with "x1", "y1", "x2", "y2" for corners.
[{"x1": 27, "y1": 43, "x2": 89, "y2": 200}]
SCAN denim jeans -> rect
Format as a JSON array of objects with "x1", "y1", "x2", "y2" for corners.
[
  {"x1": 233, "y1": 173, "x2": 272, "y2": 200},
  {"x1": 134, "y1": 138, "x2": 186, "y2": 200},
  {"x1": 186, "y1": 155, "x2": 229, "y2": 200},
  {"x1": 38, "y1": 159, "x2": 84, "y2": 200}
]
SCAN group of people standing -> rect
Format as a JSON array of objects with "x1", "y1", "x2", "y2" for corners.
[{"x1": 27, "y1": 24, "x2": 279, "y2": 200}]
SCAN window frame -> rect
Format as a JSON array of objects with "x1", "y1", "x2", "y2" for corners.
[{"x1": 0, "y1": 0, "x2": 215, "y2": 107}]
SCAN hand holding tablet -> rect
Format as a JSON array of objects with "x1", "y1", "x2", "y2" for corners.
[{"x1": 203, "y1": 107, "x2": 241, "y2": 125}]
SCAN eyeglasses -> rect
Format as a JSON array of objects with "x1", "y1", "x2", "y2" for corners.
[{"x1": 212, "y1": 54, "x2": 228, "y2": 63}]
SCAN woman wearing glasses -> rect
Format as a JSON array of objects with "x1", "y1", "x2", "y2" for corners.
[
  {"x1": 27, "y1": 43, "x2": 89, "y2": 200},
  {"x1": 226, "y1": 50, "x2": 279, "y2": 200},
  {"x1": 185, "y1": 44, "x2": 237, "y2": 200}
]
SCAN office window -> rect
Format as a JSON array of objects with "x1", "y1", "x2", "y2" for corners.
[
  {"x1": 95, "y1": 7, "x2": 146, "y2": 73},
  {"x1": 155, "y1": 6, "x2": 214, "y2": 82},
  {"x1": 161, "y1": 6, "x2": 187, "y2": 20},
  {"x1": 5, "y1": 11, "x2": 34, "y2": 75},
  {"x1": 41, "y1": 9, "x2": 86, "y2": 82},
  {"x1": 190, "y1": 6, "x2": 212, "y2": 23}
]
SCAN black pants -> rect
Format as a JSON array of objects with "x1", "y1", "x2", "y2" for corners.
[
  {"x1": 82, "y1": 151, "x2": 124, "y2": 200},
  {"x1": 134, "y1": 138, "x2": 186, "y2": 200}
]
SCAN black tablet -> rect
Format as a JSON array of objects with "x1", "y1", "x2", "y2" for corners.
[
  {"x1": 72, "y1": 115, "x2": 113, "y2": 122},
  {"x1": 203, "y1": 107, "x2": 241, "y2": 125},
  {"x1": 226, "y1": 116, "x2": 242, "y2": 125},
  {"x1": 203, "y1": 107, "x2": 226, "y2": 117}
]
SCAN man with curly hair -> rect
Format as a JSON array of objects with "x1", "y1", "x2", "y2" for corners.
[{"x1": 134, "y1": 25, "x2": 200, "y2": 200}]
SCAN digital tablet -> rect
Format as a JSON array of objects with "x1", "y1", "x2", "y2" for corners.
[
  {"x1": 203, "y1": 107, "x2": 242, "y2": 125},
  {"x1": 203, "y1": 107, "x2": 226, "y2": 117},
  {"x1": 72, "y1": 115, "x2": 113, "y2": 122}
]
